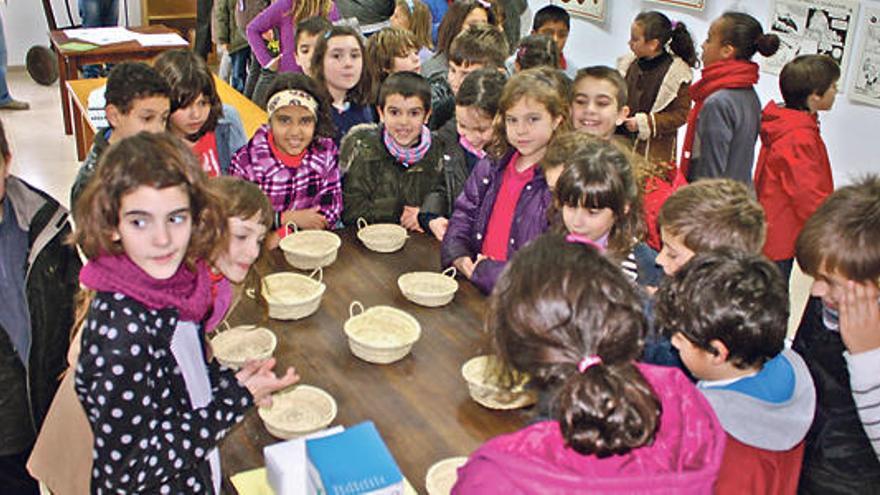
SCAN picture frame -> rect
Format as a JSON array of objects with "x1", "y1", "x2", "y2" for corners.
[
  {"x1": 554, "y1": 0, "x2": 606, "y2": 22},
  {"x1": 647, "y1": 0, "x2": 705, "y2": 10}
]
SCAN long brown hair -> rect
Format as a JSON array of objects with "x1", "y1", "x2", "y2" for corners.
[
  {"x1": 153, "y1": 49, "x2": 223, "y2": 140},
  {"x1": 311, "y1": 25, "x2": 373, "y2": 106},
  {"x1": 287, "y1": 0, "x2": 334, "y2": 23}
]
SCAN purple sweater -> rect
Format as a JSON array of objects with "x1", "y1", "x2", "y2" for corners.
[
  {"x1": 230, "y1": 125, "x2": 342, "y2": 226},
  {"x1": 440, "y1": 152, "x2": 551, "y2": 294},
  {"x1": 246, "y1": 0, "x2": 341, "y2": 74}
]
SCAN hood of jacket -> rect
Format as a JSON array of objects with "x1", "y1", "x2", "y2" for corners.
[{"x1": 760, "y1": 101, "x2": 819, "y2": 146}]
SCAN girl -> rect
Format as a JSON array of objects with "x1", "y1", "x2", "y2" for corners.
[
  {"x1": 452, "y1": 233, "x2": 726, "y2": 493},
  {"x1": 440, "y1": 68, "x2": 569, "y2": 294},
  {"x1": 618, "y1": 11, "x2": 696, "y2": 168},
  {"x1": 365, "y1": 27, "x2": 423, "y2": 91},
  {"x1": 422, "y1": 0, "x2": 499, "y2": 79},
  {"x1": 543, "y1": 132, "x2": 644, "y2": 283},
  {"x1": 154, "y1": 49, "x2": 247, "y2": 178},
  {"x1": 246, "y1": 0, "x2": 341, "y2": 107},
  {"x1": 420, "y1": 68, "x2": 506, "y2": 241},
  {"x1": 231, "y1": 73, "x2": 341, "y2": 248},
  {"x1": 681, "y1": 12, "x2": 780, "y2": 185},
  {"x1": 312, "y1": 25, "x2": 376, "y2": 142},
  {"x1": 512, "y1": 34, "x2": 559, "y2": 72},
  {"x1": 389, "y1": 0, "x2": 434, "y2": 64},
  {"x1": 72, "y1": 132, "x2": 297, "y2": 493}
]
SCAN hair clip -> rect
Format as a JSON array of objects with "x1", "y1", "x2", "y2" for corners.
[
  {"x1": 405, "y1": 0, "x2": 414, "y2": 13},
  {"x1": 516, "y1": 46, "x2": 527, "y2": 60},
  {"x1": 565, "y1": 233, "x2": 604, "y2": 252},
  {"x1": 671, "y1": 21, "x2": 680, "y2": 30},
  {"x1": 577, "y1": 355, "x2": 602, "y2": 373},
  {"x1": 475, "y1": 0, "x2": 491, "y2": 9},
  {"x1": 323, "y1": 30, "x2": 333, "y2": 39}
]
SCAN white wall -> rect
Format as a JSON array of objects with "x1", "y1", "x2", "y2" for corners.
[
  {"x1": 542, "y1": 0, "x2": 880, "y2": 185},
  {"x1": 0, "y1": 0, "x2": 141, "y2": 66}
]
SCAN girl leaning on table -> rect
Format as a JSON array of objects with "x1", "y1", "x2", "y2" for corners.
[
  {"x1": 70, "y1": 132, "x2": 297, "y2": 493},
  {"x1": 231, "y1": 72, "x2": 342, "y2": 249}
]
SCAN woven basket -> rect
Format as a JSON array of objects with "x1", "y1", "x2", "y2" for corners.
[
  {"x1": 343, "y1": 301, "x2": 421, "y2": 364},
  {"x1": 398, "y1": 267, "x2": 459, "y2": 307},
  {"x1": 356, "y1": 217, "x2": 408, "y2": 253},
  {"x1": 425, "y1": 457, "x2": 469, "y2": 495},
  {"x1": 210, "y1": 324, "x2": 277, "y2": 369},
  {"x1": 461, "y1": 355, "x2": 537, "y2": 410},
  {"x1": 262, "y1": 268, "x2": 326, "y2": 320},
  {"x1": 258, "y1": 384, "x2": 338, "y2": 439},
  {"x1": 279, "y1": 223, "x2": 342, "y2": 270}
]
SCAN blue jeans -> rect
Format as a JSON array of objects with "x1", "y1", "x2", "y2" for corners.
[
  {"x1": 230, "y1": 48, "x2": 250, "y2": 93},
  {"x1": 79, "y1": 0, "x2": 119, "y2": 78},
  {"x1": 0, "y1": 15, "x2": 11, "y2": 104}
]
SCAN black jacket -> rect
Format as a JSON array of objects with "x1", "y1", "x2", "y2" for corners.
[
  {"x1": 0, "y1": 176, "x2": 81, "y2": 453},
  {"x1": 419, "y1": 118, "x2": 475, "y2": 228},
  {"x1": 793, "y1": 296, "x2": 880, "y2": 493}
]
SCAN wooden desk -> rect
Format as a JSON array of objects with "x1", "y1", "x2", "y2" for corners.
[
  {"x1": 50, "y1": 25, "x2": 189, "y2": 136},
  {"x1": 67, "y1": 76, "x2": 266, "y2": 161},
  {"x1": 219, "y1": 230, "x2": 529, "y2": 493}
]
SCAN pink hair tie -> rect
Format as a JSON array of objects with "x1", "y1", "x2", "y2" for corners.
[
  {"x1": 476, "y1": 0, "x2": 491, "y2": 9},
  {"x1": 565, "y1": 233, "x2": 605, "y2": 252},
  {"x1": 578, "y1": 355, "x2": 602, "y2": 373}
]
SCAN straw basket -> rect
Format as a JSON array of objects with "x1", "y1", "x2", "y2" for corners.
[
  {"x1": 209, "y1": 324, "x2": 277, "y2": 369},
  {"x1": 425, "y1": 457, "x2": 469, "y2": 495},
  {"x1": 356, "y1": 218, "x2": 408, "y2": 253},
  {"x1": 343, "y1": 301, "x2": 421, "y2": 364},
  {"x1": 279, "y1": 223, "x2": 342, "y2": 270},
  {"x1": 398, "y1": 267, "x2": 459, "y2": 307},
  {"x1": 258, "y1": 385, "x2": 338, "y2": 439},
  {"x1": 262, "y1": 268, "x2": 326, "y2": 320},
  {"x1": 461, "y1": 355, "x2": 537, "y2": 410}
]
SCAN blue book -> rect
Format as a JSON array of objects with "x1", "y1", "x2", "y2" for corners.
[{"x1": 306, "y1": 421, "x2": 404, "y2": 495}]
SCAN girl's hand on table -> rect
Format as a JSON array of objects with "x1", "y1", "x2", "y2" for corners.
[{"x1": 237, "y1": 358, "x2": 300, "y2": 407}]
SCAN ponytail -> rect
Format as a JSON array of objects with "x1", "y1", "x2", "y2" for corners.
[
  {"x1": 755, "y1": 32, "x2": 781, "y2": 57},
  {"x1": 635, "y1": 11, "x2": 697, "y2": 67},
  {"x1": 719, "y1": 12, "x2": 780, "y2": 60},
  {"x1": 669, "y1": 22, "x2": 698, "y2": 68}
]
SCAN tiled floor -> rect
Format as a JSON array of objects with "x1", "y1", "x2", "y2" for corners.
[{"x1": 1, "y1": 67, "x2": 815, "y2": 336}]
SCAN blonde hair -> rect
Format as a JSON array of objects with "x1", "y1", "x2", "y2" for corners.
[
  {"x1": 395, "y1": 0, "x2": 434, "y2": 50},
  {"x1": 289, "y1": 0, "x2": 334, "y2": 23}
]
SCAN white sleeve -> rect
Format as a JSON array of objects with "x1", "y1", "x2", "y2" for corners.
[{"x1": 844, "y1": 346, "x2": 880, "y2": 459}]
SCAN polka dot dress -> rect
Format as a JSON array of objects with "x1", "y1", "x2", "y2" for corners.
[{"x1": 74, "y1": 292, "x2": 253, "y2": 493}]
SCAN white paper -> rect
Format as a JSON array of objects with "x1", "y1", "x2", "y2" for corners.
[
  {"x1": 135, "y1": 33, "x2": 189, "y2": 47},
  {"x1": 265, "y1": 426, "x2": 344, "y2": 495},
  {"x1": 552, "y1": 0, "x2": 605, "y2": 22},
  {"x1": 849, "y1": 6, "x2": 880, "y2": 107},
  {"x1": 64, "y1": 27, "x2": 139, "y2": 46},
  {"x1": 763, "y1": 0, "x2": 860, "y2": 82}
]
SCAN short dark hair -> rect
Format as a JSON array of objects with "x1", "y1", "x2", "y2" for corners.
[
  {"x1": 105, "y1": 62, "x2": 170, "y2": 114},
  {"x1": 153, "y1": 49, "x2": 222, "y2": 137},
  {"x1": 267, "y1": 72, "x2": 337, "y2": 145},
  {"x1": 532, "y1": 5, "x2": 569, "y2": 31},
  {"x1": 455, "y1": 68, "x2": 507, "y2": 116},
  {"x1": 295, "y1": 16, "x2": 332, "y2": 46},
  {"x1": 780, "y1": 54, "x2": 840, "y2": 111},
  {"x1": 573, "y1": 66, "x2": 628, "y2": 109},
  {"x1": 377, "y1": 71, "x2": 431, "y2": 111},
  {"x1": 655, "y1": 248, "x2": 789, "y2": 369},
  {"x1": 448, "y1": 23, "x2": 508, "y2": 68}
]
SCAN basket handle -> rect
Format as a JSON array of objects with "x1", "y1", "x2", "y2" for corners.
[
  {"x1": 245, "y1": 287, "x2": 256, "y2": 300},
  {"x1": 349, "y1": 300, "x2": 364, "y2": 318},
  {"x1": 309, "y1": 267, "x2": 323, "y2": 284},
  {"x1": 356, "y1": 217, "x2": 368, "y2": 231},
  {"x1": 283, "y1": 222, "x2": 300, "y2": 236},
  {"x1": 442, "y1": 266, "x2": 457, "y2": 279}
]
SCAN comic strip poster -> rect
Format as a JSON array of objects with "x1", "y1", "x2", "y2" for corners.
[
  {"x1": 647, "y1": 0, "x2": 705, "y2": 11},
  {"x1": 763, "y1": 0, "x2": 859, "y2": 80},
  {"x1": 850, "y1": 6, "x2": 880, "y2": 107},
  {"x1": 554, "y1": 0, "x2": 605, "y2": 22}
]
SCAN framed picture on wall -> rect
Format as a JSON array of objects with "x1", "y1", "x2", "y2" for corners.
[
  {"x1": 553, "y1": 0, "x2": 606, "y2": 22},
  {"x1": 647, "y1": 0, "x2": 705, "y2": 10},
  {"x1": 849, "y1": 6, "x2": 880, "y2": 107}
]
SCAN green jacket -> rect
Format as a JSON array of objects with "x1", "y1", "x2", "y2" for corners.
[
  {"x1": 341, "y1": 124, "x2": 445, "y2": 226},
  {"x1": 215, "y1": 0, "x2": 249, "y2": 54}
]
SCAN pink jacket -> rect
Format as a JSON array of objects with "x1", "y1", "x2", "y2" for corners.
[{"x1": 452, "y1": 364, "x2": 726, "y2": 494}]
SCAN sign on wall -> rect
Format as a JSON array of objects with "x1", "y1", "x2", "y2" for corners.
[
  {"x1": 849, "y1": 6, "x2": 880, "y2": 107},
  {"x1": 554, "y1": 0, "x2": 606, "y2": 22},
  {"x1": 647, "y1": 0, "x2": 705, "y2": 11}
]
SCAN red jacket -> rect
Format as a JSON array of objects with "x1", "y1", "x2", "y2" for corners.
[
  {"x1": 715, "y1": 436, "x2": 805, "y2": 494},
  {"x1": 754, "y1": 101, "x2": 833, "y2": 261}
]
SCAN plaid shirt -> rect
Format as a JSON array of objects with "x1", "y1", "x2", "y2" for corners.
[{"x1": 231, "y1": 125, "x2": 342, "y2": 226}]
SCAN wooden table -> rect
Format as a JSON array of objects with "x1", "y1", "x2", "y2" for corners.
[
  {"x1": 67, "y1": 76, "x2": 266, "y2": 161},
  {"x1": 219, "y1": 229, "x2": 530, "y2": 493},
  {"x1": 50, "y1": 25, "x2": 189, "y2": 137}
]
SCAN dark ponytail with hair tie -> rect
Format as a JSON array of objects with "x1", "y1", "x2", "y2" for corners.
[
  {"x1": 719, "y1": 11, "x2": 781, "y2": 60},
  {"x1": 634, "y1": 11, "x2": 697, "y2": 68}
]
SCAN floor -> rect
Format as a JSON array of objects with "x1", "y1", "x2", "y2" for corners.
[{"x1": 1, "y1": 67, "x2": 815, "y2": 338}]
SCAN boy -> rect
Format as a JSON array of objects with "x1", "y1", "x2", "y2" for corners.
[
  {"x1": 69, "y1": 62, "x2": 170, "y2": 209},
  {"x1": 506, "y1": 5, "x2": 575, "y2": 79},
  {"x1": 366, "y1": 27, "x2": 423, "y2": 88},
  {"x1": 0, "y1": 121, "x2": 81, "y2": 493},
  {"x1": 570, "y1": 66, "x2": 630, "y2": 142},
  {"x1": 655, "y1": 248, "x2": 815, "y2": 494},
  {"x1": 214, "y1": 0, "x2": 251, "y2": 92},
  {"x1": 755, "y1": 54, "x2": 839, "y2": 282},
  {"x1": 341, "y1": 72, "x2": 444, "y2": 228},
  {"x1": 429, "y1": 23, "x2": 508, "y2": 130},
  {"x1": 295, "y1": 16, "x2": 332, "y2": 78},
  {"x1": 792, "y1": 175, "x2": 880, "y2": 493}
]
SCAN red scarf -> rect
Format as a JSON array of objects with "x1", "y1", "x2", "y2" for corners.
[{"x1": 680, "y1": 59, "x2": 759, "y2": 177}]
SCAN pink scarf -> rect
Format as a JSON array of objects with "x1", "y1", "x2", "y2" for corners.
[
  {"x1": 459, "y1": 135, "x2": 487, "y2": 159},
  {"x1": 383, "y1": 125, "x2": 432, "y2": 166}
]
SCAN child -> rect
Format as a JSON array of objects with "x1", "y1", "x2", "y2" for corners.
[
  {"x1": 530, "y1": 5, "x2": 575, "y2": 78},
  {"x1": 214, "y1": 0, "x2": 251, "y2": 92},
  {"x1": 312, "y1": 25, "x2": 376, "y2": 142},
  {"x1": 419, "y1": 68, "x2": 506, "y2": 241},
  {"x1": 755, "y1": 54, "x2": 839, "y2": 282},
  {"x1": 422, "y1": 0, "x2": 499, "y2": 79},
  {"x1": 70, "y1": 62, "x2": 170, "y2": 209},
  {"x1": 71, "y1": 132, "x2": 297, "y2": 493},
  {"x1": 154, "y1": 49, "x2": 248, "y2": 177},
  {"x1": 544, "y1": 132, "x2": 644, "y2": 282},
  {"x1": 389, "y1": 0, "x2": 434, "y2": 63},
  {"x1": 365, "y1": 27, "x2": 423, "y2": 91},
  {"x1": 441, "y1": 68, "x2": 569, "y2": 294},
  {"x1": 452, "y1": 233, "x2": 725, "y2": 493},
  {"x1": 295, "y1": 16, "x2": 332, "y2": 78},
  {"x1": 341, "y1": 71, "x2": 443, "y2": 227},
  {"x1": 618, "y1": 11, "x2": 696, "y2": 168},
  {"x1": 681, "y1": 12, "x2": 780, "y2": 185},
  {"x1": 655, "y1": 248, "x2": 816, "y2": 494},
  {"x1": 209, "y1": 177, "x2": 273, "y2": 285},
  {"x1": 510, "y1": 34, "x2": 559, "y2": 73},
  {"x1": 231, "y1": 73, "x2": 341, "y2": 248},
  {"x1": 792, "y1": 175, "x2": 880, "y2": 492}
]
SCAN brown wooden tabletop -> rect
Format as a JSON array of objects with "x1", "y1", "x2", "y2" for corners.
[{"x1": 219, "y1": 228, "x2": 530, "y2": 493}]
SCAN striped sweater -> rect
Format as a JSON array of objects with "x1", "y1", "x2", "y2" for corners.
[{"x1": 845, "y1": 346, "x2": 880, "y2": 459}]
